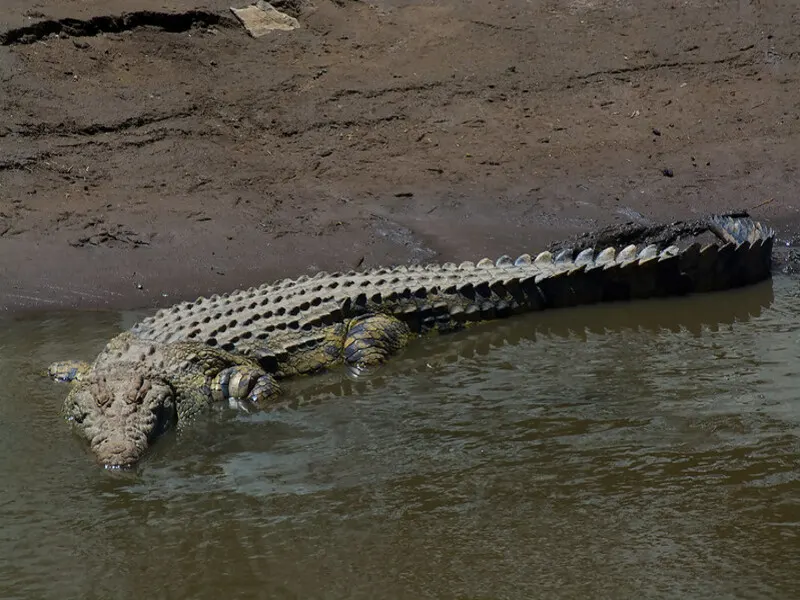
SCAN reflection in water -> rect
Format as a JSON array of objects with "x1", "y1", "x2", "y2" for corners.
[{"x1": 1, "y1": 278, "x2": 799, "y2": 598}]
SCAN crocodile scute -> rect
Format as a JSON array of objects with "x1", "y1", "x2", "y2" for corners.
[{"x1": 50, "y1": 214, "x2": 775, "y2": 468}]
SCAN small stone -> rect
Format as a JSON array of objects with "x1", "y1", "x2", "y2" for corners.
[
  {"x1": 652, "y1": 128, "x2": 661, "y2": 136},
  {"x1": 230, "y1": 1, "x2": 300, "y2": 38},
  {"x1": 662, "y1": 168, "x2": 674, "y2": 177}
]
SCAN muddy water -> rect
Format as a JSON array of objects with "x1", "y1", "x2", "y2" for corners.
[{"x1": 1, "y1": 277, "x2": 799, "y2": 599}]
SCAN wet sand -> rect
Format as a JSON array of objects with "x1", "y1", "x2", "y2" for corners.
[{"x1": 2, "y1": 0, "x2": 799, "y2": 313}]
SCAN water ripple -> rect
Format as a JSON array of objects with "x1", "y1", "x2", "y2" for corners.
[{"x1": 1, "y1": 278, "x2": 799, "y2": 598}]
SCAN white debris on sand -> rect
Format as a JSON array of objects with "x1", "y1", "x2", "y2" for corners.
[{"x1": 230, "y1": 1, "x2": 300, "y2": 38}]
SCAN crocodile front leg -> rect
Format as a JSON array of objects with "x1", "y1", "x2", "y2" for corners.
[
  {"x1": 342, "y1": 313, "x2": 413, "y2": 370},
  {"x1": 47, "y1": 360, "x2": 92, "y2": 383},
  {"x1": 209, "y1": 365, "x2": 281, "y2": 411}
]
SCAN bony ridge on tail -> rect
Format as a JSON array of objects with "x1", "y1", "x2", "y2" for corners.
[{"x1": 48, "y1": 214, "x2": 775, "y2": 468}]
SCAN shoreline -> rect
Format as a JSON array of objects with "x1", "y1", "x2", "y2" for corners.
[{"x1": 2, "y1": 203, "x2": 794, "y2": 316}]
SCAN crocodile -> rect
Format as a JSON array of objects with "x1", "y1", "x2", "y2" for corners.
[{"x1": 49, "y1": 214, "x2": 774, "y2": 469}]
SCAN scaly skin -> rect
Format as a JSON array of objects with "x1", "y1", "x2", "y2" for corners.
[
  {"x1": 57, "y1": 332, "x2": 280, "y2": 467},
  {"x1": 50, "y1": 215, "x2": 775, "y2": 468}
]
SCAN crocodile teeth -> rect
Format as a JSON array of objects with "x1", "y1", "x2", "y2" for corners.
[
  {"x1": 495, "y1": 255, "x2": 514, "y2": 267},
  {"x1": 476, "y1": 258, "x2": 494, "y2": 268},
  {"x1": 459, "y1": 261, "x2": 475, "y2": 270},
  {"x1": 514, "y1": 253, "x2": 532, "y2": 266},
  {"x1": 534, "y1": 251, "x2": 554, "y2": 265}
]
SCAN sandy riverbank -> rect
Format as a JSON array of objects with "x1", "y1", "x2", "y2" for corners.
[{"x1": 2, "y1": 0, "x2": 798, "y2": 313}]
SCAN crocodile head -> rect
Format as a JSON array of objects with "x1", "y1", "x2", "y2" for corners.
[{"x1": 65, "y1": 370, "x2": 177, "y2": 468}]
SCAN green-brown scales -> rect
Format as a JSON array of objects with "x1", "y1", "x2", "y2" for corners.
[{"x1": 48, "y1": 215, "x2": 774, "y2": 468}]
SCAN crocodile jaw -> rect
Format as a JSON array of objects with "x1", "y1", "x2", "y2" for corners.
[{"x1": 65, "y1": 371, "x2": 176, "y2": 468}]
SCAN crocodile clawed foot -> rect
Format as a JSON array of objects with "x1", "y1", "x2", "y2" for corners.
[
  {"x1": 47, "y1": 360, "x2": 91, "y2": 383},
  {"x1": 342, "y1": 313, "x2": 413, "y2": 373},
  {"x1": 210, "y1": 366, "x2": 281, "y2": 412}
]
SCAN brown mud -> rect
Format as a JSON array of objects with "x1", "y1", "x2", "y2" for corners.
[{"x1": 2, "y1": 0, "x2": 799, "y2": 313}]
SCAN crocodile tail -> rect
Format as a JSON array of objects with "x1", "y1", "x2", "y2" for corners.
[
  {"x1": 536, "y1": 216, "x2": 775, "y2": 308},
  {"x1": 697, "y1": 215, "x2": 775, "y2": 291},
  {"x1": 708, "y1": 213, "x2": 775, "y2": 246}
]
